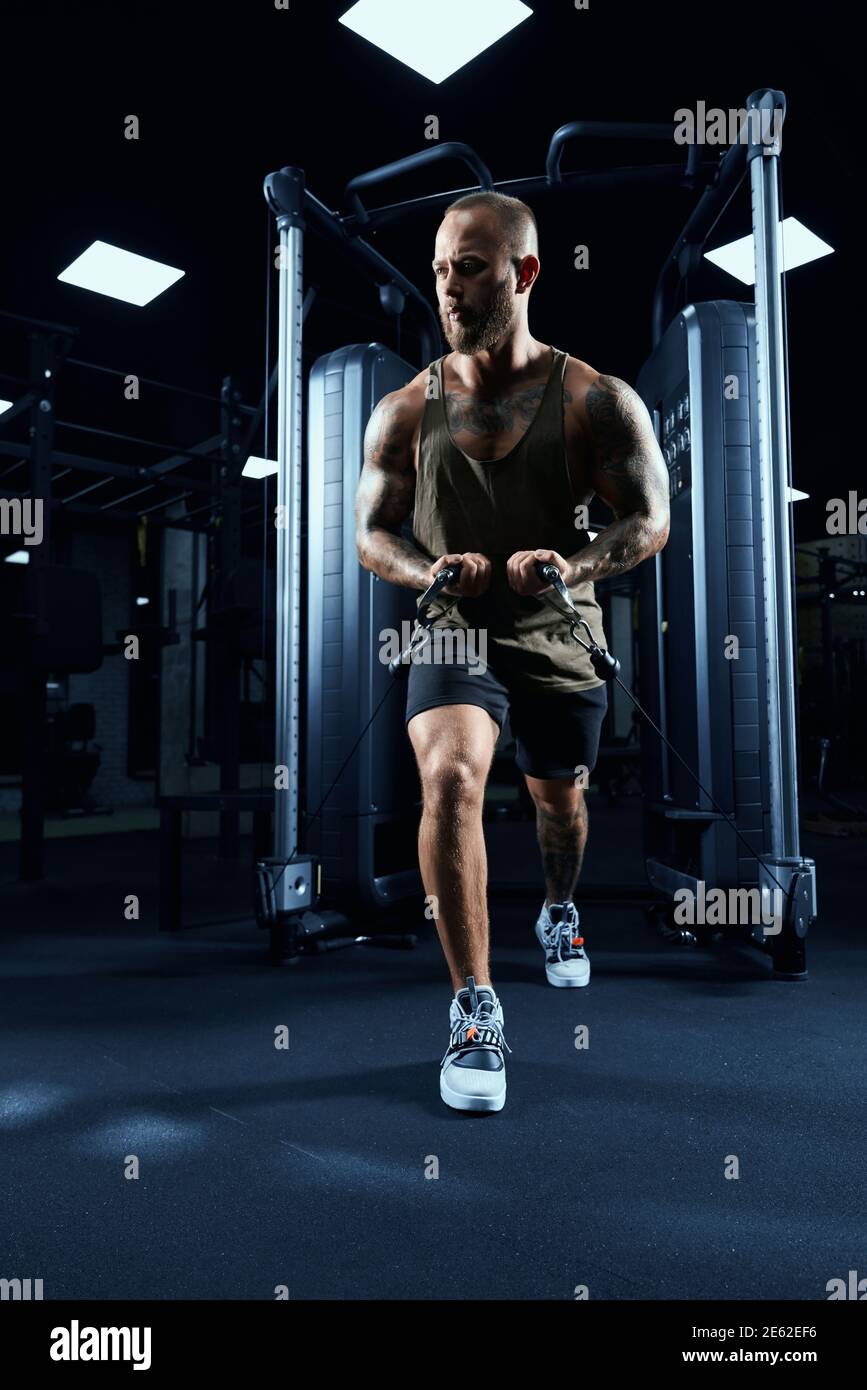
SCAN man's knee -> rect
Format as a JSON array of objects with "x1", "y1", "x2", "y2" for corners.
[
  {"x1": 525, "y1": 776, "x2": 585, "y2": 815},
  {"x1": 409, "y1": 706, "x2": 496, "y2": 808},
  {"x1": 421, "y1": 753, "x2": 488, "y2": 807}
]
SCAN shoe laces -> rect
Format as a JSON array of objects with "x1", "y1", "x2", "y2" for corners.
[
  {"x1": 543, "y1": 902, "x2": 586, "y2": 962},
  {"x1": 442, "y1": 995, "x2": 513, "y2": 1066}
]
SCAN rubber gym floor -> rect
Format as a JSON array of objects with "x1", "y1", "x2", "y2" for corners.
[{"x1": 1, "y1": 795, "x2": 863, "y2": 1301}]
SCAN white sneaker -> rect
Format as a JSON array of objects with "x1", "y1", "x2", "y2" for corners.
[
  {"x1": 440, "y1": 976, "x2": 511, "y2": 1113},
  {"x1": 535, "y1": 900, "x2": 590, "y2": 987}
]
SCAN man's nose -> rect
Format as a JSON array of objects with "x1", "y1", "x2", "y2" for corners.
[{"x1": 441, "y1": 268, "x2": 461, "y2": 298}]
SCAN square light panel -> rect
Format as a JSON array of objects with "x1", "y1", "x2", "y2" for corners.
[
  {"x1": 704, "y1": 217, "x2": 833, "y2": 285},
  {"x1": 57, "y1": 241, "x2": 185, "y2": 306},
  {"x1": 242, "y1": 456, "x2": 279, "y2": 480},
  {"x1": 339, "y1": 0, "x2": 532, "y2": 84}
]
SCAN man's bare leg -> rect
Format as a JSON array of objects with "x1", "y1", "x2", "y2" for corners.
[
  {"x1": 407, "y1": 704, "x2": 499, "y2": 994},
  {"x1": 523, "y1": 775, "x2": 588, "y2": 905}
]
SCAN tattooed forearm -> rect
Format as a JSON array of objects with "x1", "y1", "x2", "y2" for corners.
[
  {"x1": 567, "y1": 374, "x2": 670, "y2": 585},
  {"x1": 355, "y1": 395, "x2": 431, "y2": 589}
]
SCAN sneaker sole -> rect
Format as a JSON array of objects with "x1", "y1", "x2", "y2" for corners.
[
  {"x1": 544, "y1": 966, "x2": 590, "y2": 987},
  {"x1": 536, "y1": 920, "x2": 591, "y2": 988},
  {"x1": 440, "y1": 1071, "x2": 506, "y2": 1113}
]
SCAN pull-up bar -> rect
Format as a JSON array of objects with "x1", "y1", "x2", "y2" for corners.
[
  {"x1": 336, "y1": 161, "x2": 713, "y2": 240},
  {"x1": 344, "y1": 141, "x2": 494, "y2": 223},
  {"x1": 544, "y1": 120, "x2": 677, "y2": 182}
]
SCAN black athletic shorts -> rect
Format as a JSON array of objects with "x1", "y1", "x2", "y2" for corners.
[{"x1": 404, "y1": 645, "x2": 608, "y2": 781}]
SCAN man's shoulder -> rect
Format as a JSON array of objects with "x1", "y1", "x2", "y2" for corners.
[
  {"x1": 561, "y1": 354, "x2": 602, "y2": 407},
  {"x1": 561, "y1": 357, "x2": 642, "y2": 433},
  {"x1": 371, "y1": 366, "x2": 437, "y2": 429}
]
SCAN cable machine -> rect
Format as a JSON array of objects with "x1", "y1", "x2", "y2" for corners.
[{"x1": 259, "y1": 88, "x2": 816, "y2": 976}]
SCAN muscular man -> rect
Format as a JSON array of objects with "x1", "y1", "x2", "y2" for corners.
[{"x1": 355, "y1": 191, "x2": 669, "y2": 1113}]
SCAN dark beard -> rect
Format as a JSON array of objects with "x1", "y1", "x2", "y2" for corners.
[{"x1": 440, "y1": 279, "x2": 516, "y2": 355}]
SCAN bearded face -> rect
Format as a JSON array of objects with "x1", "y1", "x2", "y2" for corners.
[{"x1": 439, "y1": 274, "x2": 517, "y2": 356}]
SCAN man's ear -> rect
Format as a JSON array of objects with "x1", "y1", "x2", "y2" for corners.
[{"x1": 515, "y1": 254, "x2": 540, "y2": 293}]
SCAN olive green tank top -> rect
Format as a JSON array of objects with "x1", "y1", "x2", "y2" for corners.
[{"x1": 412, "y1": 346, "x2": 607, "y2": 693}]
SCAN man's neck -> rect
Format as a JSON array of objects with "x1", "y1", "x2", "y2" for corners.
[{"x1": 448, "y1": 332, "x2": 550, "y2": 392}]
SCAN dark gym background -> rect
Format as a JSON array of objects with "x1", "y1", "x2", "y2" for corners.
[{"x1": 1, "y1": 0, "x2": 863, "y2": 1305}]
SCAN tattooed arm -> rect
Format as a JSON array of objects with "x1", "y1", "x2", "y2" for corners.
[
  {"x1": 355, "y1": 387, "x2": 432, "y2": 589},
  {"x1": 565, "y1": 373, "x2": 670, "y2": 586}
]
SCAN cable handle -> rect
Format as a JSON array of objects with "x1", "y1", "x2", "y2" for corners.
[
  {"x1": 534, "y1": 559, "x2": 573, "y2": 605},
  {"x1": 387, "y1": 561, "x2": 464, "y2": 679},
  {"x1": 419, "y1": 559, "x2": 463, "y2": 606},
  {"x1": 534, "y1": 560, "x2": 621, "y2": 681}
]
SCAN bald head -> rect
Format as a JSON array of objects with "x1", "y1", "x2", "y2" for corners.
[
  {"x1": 444, "y1": 192, "x2": 539, "y2": 263},
  {"x1": 433, "y1": 194, "x2": 541, "y2": 355}
]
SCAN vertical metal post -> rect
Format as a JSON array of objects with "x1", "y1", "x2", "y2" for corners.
[
  {"x1": 20, "y1": 330, "x2": 57, "y2": 881},
  {"x1": 217, "y1": 374, "x2": 243, "y2": 859},
  {"x1": 265, "y1": 168, "x2": 305, "y2": 898},
  {"x1": 747, "y1": 92, "x2": 800, "y2": 862}
]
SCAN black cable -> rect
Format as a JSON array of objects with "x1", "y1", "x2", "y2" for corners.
[
  {"x1": 288, "y1": 677, "x2": 401, "y2": 862},
  {"x1": 260, "y1": 681, "x2": 400, "y2": 899},
  {"x1": 610, "y1": 669, "x2": 788, "y2": 897},
  {"x1": 279, "y1": 567, "x2": 791, "y2": 899},
  {"x1": 537, "y1": 591, "x2": 790, "y2": 897},
  {"x1": 255, "y1": 531, "x2": 797, "y2": 927},
  {"x1": 265, "y1": 595, "x2": 461, "y2": 895},
  {"x1": 291, "y1": 594, "x2": 461, "y2": 857}
]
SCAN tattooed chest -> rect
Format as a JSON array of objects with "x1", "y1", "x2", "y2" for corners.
[{"x1": 443, "y1": 384, "x2": 547, "y2": 462}]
